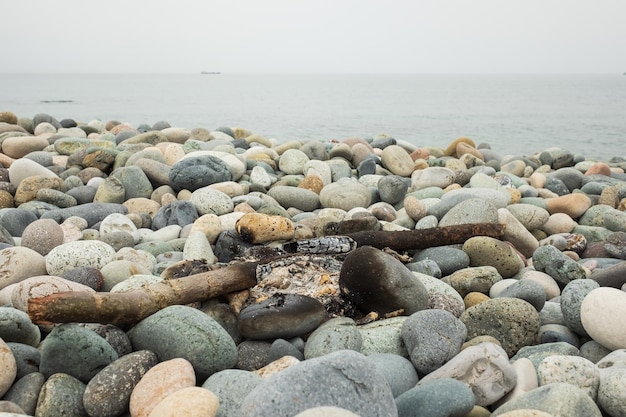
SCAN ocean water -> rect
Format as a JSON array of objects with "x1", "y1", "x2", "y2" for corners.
[{"x1": 1, "y1": 73, "x2": 624, "y2": 160}]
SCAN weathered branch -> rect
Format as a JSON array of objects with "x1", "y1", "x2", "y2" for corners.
[
  {"x1": 347, "y1": 222, "x2": 506, "y2": 250},
  {"x1": 28, "y1": 261, "x2": 258, "y2": 325},
  {"x1": 27, "y1": 223, "x2": 505, "y2": 325}
]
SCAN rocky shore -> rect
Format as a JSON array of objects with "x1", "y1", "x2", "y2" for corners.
[{"x1": 0, "y1": 110, "x2": 625, "y2": 417}]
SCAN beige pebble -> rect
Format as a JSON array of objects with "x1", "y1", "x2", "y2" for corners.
[
  {"x1": 541, "y1": 213, "x2": 577, "y2": 234},
  {"x1": 494, "y1": 358, "x2": 538, "y2": 408},
  {"x1": 464, "y1": 292, "x2": 491, "y2": 309},
  {"x1": 124, "y1": 197, "x2": 161, "y2": 218},
  {"x1": 130, "y1": 358, "x2": 196, "y2": 417},
  {"x1": 545, "y1": 193, "x2": 591, "y2": 218},
  {"x1": 147, "y1": 387, "x2": 219, "y2": 417},
  {"x1": 520, "y1": 270, "x2": 560, "y2": 299},
  {"x1": 189, "y1": 214, "x2": 223, "y2": 244},
  {"x1": 581, "y1": 287, "x2": 626, "y2": 350},
  {"x1": 254, "y1": 356, "x2": 301, "y2": 378},
  {"x1": 403, "y1": 195, "x2": 426, "y2": 222}
]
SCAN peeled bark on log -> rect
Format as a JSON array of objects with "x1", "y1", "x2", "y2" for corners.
[
  {"x1": 28, "y1": 261, "x2": 258, "y2": 325},
  {"x1": 27, "y1": 223, "x2": 505, "y2": 326},
  {"x1": 347, "y1": 223, "x2": 506, "y2": 251}
]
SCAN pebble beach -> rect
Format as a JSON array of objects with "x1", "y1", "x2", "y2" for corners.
[{"x1": 0, "y1": 110, "x2": 625, "y2": 417}]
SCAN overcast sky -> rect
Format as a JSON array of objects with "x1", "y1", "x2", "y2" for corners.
[{"x1": 3, "y1": 0, "x2": 625, "y2": 74}]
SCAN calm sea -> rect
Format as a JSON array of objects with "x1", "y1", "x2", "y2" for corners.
[{"x1": 1, "y1": 73, "x2": 624, "y2": 160}]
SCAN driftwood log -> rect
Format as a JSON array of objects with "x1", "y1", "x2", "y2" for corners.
[{"x1": 27, "y1": 223, "x2": 505, "y2": 325}]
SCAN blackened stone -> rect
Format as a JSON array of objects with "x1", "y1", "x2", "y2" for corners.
[
  {"x1": 169, "y1": 155, "x2": 233, "y2": 192},
  {"x1": 237, "y1": 294, "x2": 327, "y2": 340},
  {"x1": 340, "y1": 246, "x2": 429, "y2": 316},
  {"x1": 151, "y1": 200, "x2": 198, "y2": 230},
  {"x1": 214, "y1": 229, "x2": 254, "y2": 262}
]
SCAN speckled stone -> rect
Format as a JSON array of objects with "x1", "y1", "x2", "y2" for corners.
[
  {"x1": 83, "y1": 350, "x2": 158, "y2": 417},
  {"x1": 537, "y1": 355, "x2": 600, "y2": 400},
  {"x1": 532, "y1": 244, "x2": 588, "y2": 287},
  {"x1": 35, "y1": 373, "x2": 88, "y2": 417},
  {"x1": 414, "y1": 272, "x2": 465, "y2": 317},
  {"x1": 443, "y1": 266, "x2": 503, "y2": 298},
  {"x1": 560, "y1": 279, "x2": 599, "y2": 337},
  {"x1": 45, "y1": 239, "x2": 117, "y2": 275},
  {"x1": 128, "y1": 305, "x2": 238, "y2": 380},
  {"x1": 463, "y1": 236, "x2": 523, "y2": 278},
  {"x1": 191, "y1": 186, "x2": 234, "y2": 216},
  {"x1": 460, "y1": 298, "x2": 540, "y2": 357}
]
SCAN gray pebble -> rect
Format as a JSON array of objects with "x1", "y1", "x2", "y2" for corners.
[
  {"x1": 240, "y1": 350, "x2": 397, "y2": 417},
  {"x1": 128, "y1": 305, "x2": 238, "y2": 381},
  {"x1": 304, "y1": 317, "x2": 362, "y2": 359},
  {"x1": 202, "y1": 369, "x2": 262, "y2": 417},
  {"x1": 395, "y1": 378, "x2": 475, "y2": 417},
  {"x1": 2, "y1": 372, "x2": 45, "y2": 416},
  {"x1": 401, "y1": 309, "x2": 467, "y2": 375},
  {"x1": 39, "y1": 323, "x2": 118, "y2": 383}
]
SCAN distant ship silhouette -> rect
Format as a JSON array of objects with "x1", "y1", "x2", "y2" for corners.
[{"x1": 201, "y1": 71, "x2": 221, "y2": 75}]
